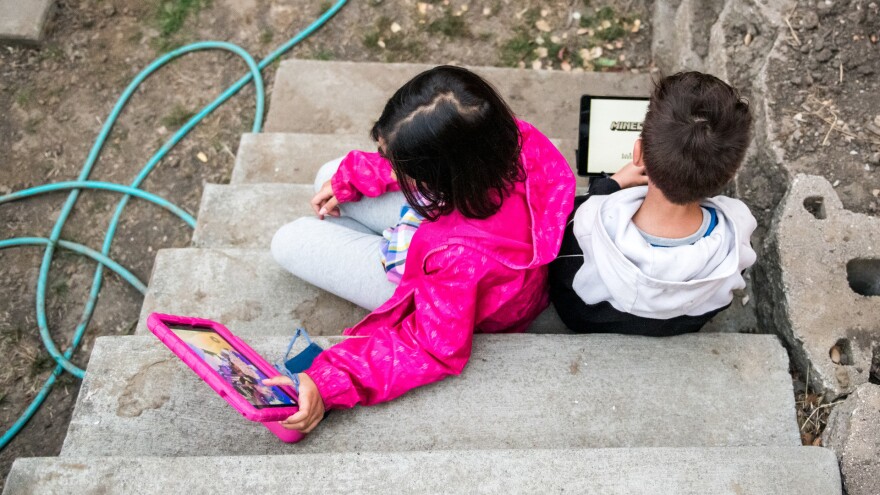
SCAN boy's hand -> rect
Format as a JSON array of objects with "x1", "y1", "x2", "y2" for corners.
[
  {"x1": 262, "y1": 373, "x2": 326, "y2": 433},
  {"x1": 311, "y1": 180, "x2": 341, "y2": 220},
  {"x1": 610, "y1": 162, "x2": 648, "y2": 189}
]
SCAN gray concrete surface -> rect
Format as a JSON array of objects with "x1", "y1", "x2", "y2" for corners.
[
  {"x1": 0, "y1": 0, "x2": 54, "y2": 44},
  {"x1": 135, "y1": 247, "x2": 575, "y2": 335},
  {"x1": 5, "y1": 447, "x2": 841, "y2": 494},
  {"x1": 822, "y1": 383, "x2": 880, "y2": 495},
  {"x1": 192, "y1": 183, "x2": 316, "y2": 248},
  {"x1": 134, "y1": 248, "x2": 369, "y2": 336},
  {"x1": 231, "y1": 132, "x2": 376, "y2": 184},
  {"x1": 231, "y1": 132, "x2": 583, "y2": 186},
  {"x1": 765, "y1": 175, "x2": 880, "y2": 399},
  {"x1": 264, "y1": 59, "x2": 653, "y2": 138},
  {"x1": 60, "y1": 333, "x2": 799, "y2": 458}
]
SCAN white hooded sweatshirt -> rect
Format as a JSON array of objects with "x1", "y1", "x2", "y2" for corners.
[{"x1": 571, "y1": 186, "x2": 757, "y2": 320}]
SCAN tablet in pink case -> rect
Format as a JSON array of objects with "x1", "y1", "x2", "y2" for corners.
[{"x1": 147, "y1": 313, "x2": 305, "y2": 443}]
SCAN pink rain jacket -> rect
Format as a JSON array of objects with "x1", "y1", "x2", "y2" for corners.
[{"x1": 305, "y1": 120, "x2": 576, "y2": 410}]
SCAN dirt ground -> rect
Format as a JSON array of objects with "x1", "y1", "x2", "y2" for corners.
[
  {"x1": 768, "y1": 0, "x2": 880, "y2": 215},
  {"x1": 0, "y1": 0, "x2": 653, "y2": 484}
]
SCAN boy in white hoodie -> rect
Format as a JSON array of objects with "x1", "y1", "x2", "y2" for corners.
[{"x1": 549, "y1": 72, "x2": 757, "y2": 336}]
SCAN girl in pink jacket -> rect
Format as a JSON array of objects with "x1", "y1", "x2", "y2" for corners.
[{"x1": 267, "y1": 66, "x2": 576, "y2": 433}]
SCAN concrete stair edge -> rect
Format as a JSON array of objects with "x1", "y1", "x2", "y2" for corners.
[
  {"x1": 59, "y1": 333, "x2": 800, "y2": 458},
  {"x1": 4, "y1": 447, "x2": 840, "y2": 495}
]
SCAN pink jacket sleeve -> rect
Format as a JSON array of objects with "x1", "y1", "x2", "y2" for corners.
[
  {"x1": 304, "y1": 248, "x2": 484, "y2": 410},
  {"x1": 330, "y1": 150, "x2": 401, "y2": 203}
]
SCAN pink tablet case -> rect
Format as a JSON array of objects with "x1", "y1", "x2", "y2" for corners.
[{"x1": 147, "y1": 312, "x2": 305, "y2": 443}]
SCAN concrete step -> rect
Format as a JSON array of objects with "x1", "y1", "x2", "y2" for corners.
[
  {"x1": 191, "y1": 183, "x2": 315, "y2": 248},
  {"x1": 231, "y1": 133, "x2": 583, "y2": 186},
  {"x1": 193, "y1": 182, "x2": 584, "y2": 250},
  {"x1": 60, "y1": 333, "x2": 799, "y2": 458},
  {"x1": 6, "y1": 447, "x2": 841, "y2": 494},
  {"x1": 135, "y1": 247, "x2": 572, "y2": 334},
  {"x1": 0, "y1": 0, "x2": 54, "y2": 45},
  {"x1": 134, "y1": 248, "x2": 368, "y2": 336},
  {"x1": 264, "y1": 59, "x2": 653, "y2": 139}
]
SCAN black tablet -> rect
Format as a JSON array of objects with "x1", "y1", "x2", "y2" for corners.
[{"x1": 576, "y1": 95, "x2": 650, "y2": 177}]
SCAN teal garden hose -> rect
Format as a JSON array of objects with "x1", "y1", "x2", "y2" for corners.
[{"x1": 0, "y1": 0, "x2": 349, "y2": 450}]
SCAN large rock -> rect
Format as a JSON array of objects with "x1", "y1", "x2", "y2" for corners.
[
  {"x1": 4, "y1": 447, "x2": 840, "y2": 494},
  {"x1": 822, "y1": 383, "x2": 880, "y2": 495},
  {"x1": 765, "y1": 175, "x2": 880, "y2": 398},
  {"x1": 60, "y1": 333, "x2": 800, "y2": 458}
]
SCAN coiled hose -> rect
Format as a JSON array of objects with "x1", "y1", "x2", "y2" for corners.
[{"x1": 0, "y1": 0, "x2": 349, "y2": 450}]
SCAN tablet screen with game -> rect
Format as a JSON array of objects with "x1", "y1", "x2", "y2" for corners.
[
  {"x1": 577, "y1": 95, "x2": 650, "y2": 176},
  {"x1": 168, "y1": 326, "x2": 297, "y2": 409},
  {"x1": 146, "y1": 313, "x2": 302, "y2": 434}
]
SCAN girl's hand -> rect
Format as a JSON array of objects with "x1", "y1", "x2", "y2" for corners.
[
  {"x1": 262, "y1": 374, "x2": 326, "y2": 433},
  {"x1": 311, "y1": 180, "x2": 341, "y2": 220},
  {"x1": 610, "y1": 161, "x2": 648, "y2": 189}
]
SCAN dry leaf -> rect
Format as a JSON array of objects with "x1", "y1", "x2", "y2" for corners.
[
  {"x1": 535, "y1": 47, "x2": 549, "y2": 58},
  {"x1": 391, "y1": 22, "x2": 402, "y2": 33},
  {"x1": 417, "y1": 2, "x2": 428, "y2": 15},
  {"x1": 540, "y1": 8, "x2": 549, "y2": 17},
  {"x1": 535, "y1": 20, "x2": 552, "y2": 32},
  {"x1": 560, "y1": 61, "x2": 572, "y2": 72},
  {"x1": 377, "y1": 39, "x2": 386, "y2": 48},
  {"x1": 531, "y1": 59, "x2": 543, "y2": 70},
  {"x1": 196, "y1": 152, "x2": 208, "y2": 163},
  {"x1": 577, "y1": 28, "x2": 589, "y2": 35},
  {"x1": 631, "y1": 19, "x2": 641, "y2": 33}
]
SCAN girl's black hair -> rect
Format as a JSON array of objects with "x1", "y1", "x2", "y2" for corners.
[{"x1": 370, "y1": 65, "x2": 524, "y2": 220}]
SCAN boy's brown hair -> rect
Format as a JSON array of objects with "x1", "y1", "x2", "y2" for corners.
[{"x1": 641, "y1": 72, "x2": 752, "y2": 204}]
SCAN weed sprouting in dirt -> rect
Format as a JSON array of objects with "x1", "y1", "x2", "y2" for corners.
[
  {"x1": 312, "y1": 49, "x2": 335, "y2": 61},
  {"x1": 160, "y1": 104, "x2": 196, "y2": 130},
  {"x1": 259, "y1": 28, "x2": 274, "y2": 45},
  {"x1": 429, "y1": 9, "x2": 471, "y2": 38},
  {"x1": 363, "y1": 16, "x2": 425, "y2": 62},
  {"x1": 14, "y1": 88, "x2": 33, "y2": 108},
  {"x1": 500, "y1": 28, "x2": 537, "y2": 67},
  {"x1": 154, "y1": 0, "x2": 211, "y2": 52}
]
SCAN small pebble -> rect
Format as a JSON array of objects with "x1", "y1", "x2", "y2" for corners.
[
  {"x1": 741, "y1": 294, "x2": 750, "y2": 306},
  {"x1": 830, "y1": 346, "x2": 841, "y2": 364},
  {"x1": 832, "y1": 179, "x2": 841, "y2": 187},
  {"x1": 390, "y1": 22, "x2": 402, "y2": 33},
  {"x1": 197, "y1": 152, "x2": 208, "y2": 163},
  {"x1": 482, "y1": 6, "x2": 491, "y2": 15}
]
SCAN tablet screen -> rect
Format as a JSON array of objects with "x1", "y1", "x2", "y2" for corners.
[
  {"x1": 169, "y1": 326, "x2": 297, "y2": 408},
  {"x1": 580, "y1": 96, "x2": 650, "y2": 175}
]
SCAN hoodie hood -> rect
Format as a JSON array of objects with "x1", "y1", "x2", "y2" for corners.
[
  {"x1": 571, "y1": 186, "x2": 757, "y2": 319},
  {"x1": 426, "y1": 119, "x2": 576, "y2": 270}
]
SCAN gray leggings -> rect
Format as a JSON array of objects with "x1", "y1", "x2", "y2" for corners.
[{"x1": 271, "y1": 158, "x2": 405, "y2": 311}]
